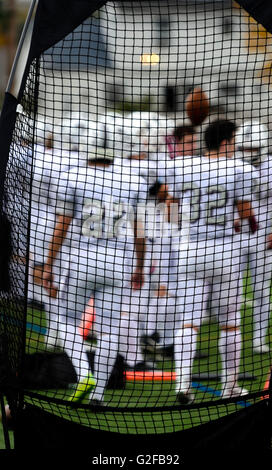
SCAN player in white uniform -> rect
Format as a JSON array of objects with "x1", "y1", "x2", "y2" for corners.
[
  {"x1": 145, "y1": 125, "x2": 199, "y2": 354},
  {"x1": 113, "y1": 122, "x2": 181, "y2": 365},
  {"x1": 42, "y1": 147, "x2": 148, "y2": 405},
  {"x1": 235, "y1": 121, "x2": 272, "y2": 354},
  {"x1": 107, "y1": 121, "x2": 197, "y2": 369},
  {"x1": 116, "y1": 123, "x2": 199, "y2": 361},
  {"x1": 166, "y1": 124, "x2": 198, "y2": 160},
  {"x1": 28, "y1": 125, "x2": 87, "y2": 349},
  {"x1": 162, "y1": 120, "x2": 256, "y2": 404},
  {"x1": 112, "y1": 141, "x2": 156, "y2": 370}
]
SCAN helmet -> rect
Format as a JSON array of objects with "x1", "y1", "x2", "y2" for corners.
[
  {"x1": 124, "y1": 113, "x2": 175, "y2": 158},
  {"x1": 235, "y1": 120, "x2": 269, "y2": 166}
]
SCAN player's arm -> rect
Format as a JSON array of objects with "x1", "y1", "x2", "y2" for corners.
[
  {"x1": 267, "y1": 233, "x2": 272, "y2": 250},
  {"x1": 149, "y1": 181, "x2": 176, "y2": 203},
  {"x1": 149, "y1": 181, "x2": 179, "y2": 223},
  {"x1": 42, "y1": 214, "x2": 72, "y2": 296},
  {"x1": 236, "y1": 200, "x2": 258, "y2": 234},
  {"x1": 131, "y1": 215, "x2": 146, "y2": 290},
  {"x1": 234, "y1": 165, "x2": 259, "y2": 233}
]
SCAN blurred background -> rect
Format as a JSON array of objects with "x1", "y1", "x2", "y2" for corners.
[
  {"x1": 2, "y1": 1, "x2": 272, "y2": 127},
  {"x1": 0, "y1": 0, "x2": 272, "y2": 128},
  {"x1": 0, "y1": 0, "x2": 30, "y2": 105}
]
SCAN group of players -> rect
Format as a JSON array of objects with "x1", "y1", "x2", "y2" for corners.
[{"x1": 19, "y1": 107, "x2": 272, "y2": 406}]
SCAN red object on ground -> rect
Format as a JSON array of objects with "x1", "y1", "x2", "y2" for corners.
[
  {"x1": 125, "y1": 371, "x2": 176, "y2": 382},
  {"x1": 261, "y1": 370, "x2": 271, "y2": 400},
  {"x1": 78, "y1": 298, "x2": 95, "y2": 339}
]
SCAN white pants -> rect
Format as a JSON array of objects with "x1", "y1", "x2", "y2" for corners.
[
  {"x1": 174, "y1": 235, "x2": 246, "y2": 392},
  {"x1": 56, "y1": 241, "x2": 137, "y2": 385},
  {"x1": 241, "y1": 230, "x2": 272, "y2": 344},
  {"x1": 144, "y1": 234, "x2": 180, "y2": 345},
  {"x1": 177, "y1": 236, "x2": 245, "y2": 328}
]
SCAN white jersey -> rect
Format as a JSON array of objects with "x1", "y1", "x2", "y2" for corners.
[
  {"x1": 113, "y1": 155, "x2": 173, "y2": 240},
  {"x1": 31, "y1": 145, "x2": 85, "y2": 206},
  {"x1": 160, "y1": 156, "x2": 254, "y2": 242},
  {"x1": 113, "y1": 156, "x2": 158, "y2": 188},
  {"x1": 29, "y1": 145, "x2": 85, "y2": 264},
  {"x1": 251, "y1": 156, "x2": 272, "y2": 233},
  {"x1": 55, "y1": 164, "x2": 147, "y2": 252}
]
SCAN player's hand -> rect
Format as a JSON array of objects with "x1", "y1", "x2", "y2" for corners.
[
  {"x1": 249, "y1": 215, "x2": 258, "y2": 234},
  {"x1": 233, "y1": 218, "x2": 241, "y2": 233},
  {"x1": 42, "y1": 264, "x2": 58, "y2": 298},
  {"x1": 267, "y1": 233, "x2": 272, "y2": 250},
  {"x1": 131, "y1": 267, "x2": 144, "y2": 290},
  {"x1": 157, "y1": 184, "x2": 169, "y2": 203}
]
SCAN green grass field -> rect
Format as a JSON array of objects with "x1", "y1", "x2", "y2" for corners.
[{"x1": 1, "y1": 278, "x2": 271, "y2": 447}]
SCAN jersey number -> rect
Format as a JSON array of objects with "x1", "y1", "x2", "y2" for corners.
[{"x1": 182, "y1": 183, "x2": 228, "y2": 225}]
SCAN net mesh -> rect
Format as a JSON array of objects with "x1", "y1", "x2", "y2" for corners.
[{"x1": 1, "y1": 0, "x2": 272, "y2": 435}]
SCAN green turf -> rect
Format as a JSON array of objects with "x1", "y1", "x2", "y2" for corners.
[
  {"x1": 0, "y1": 400, "x2": 14, "y2": 450},
  {"x1": 1, "y1": 278, "x2": 271, "y2": 445},
  {"x1": 0, "y1": 428, "x2": 14, "y2": 450}
]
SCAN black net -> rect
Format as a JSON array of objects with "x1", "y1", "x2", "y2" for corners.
[{"x1": 1, "y1": 0, "x2": 272, "y2": 437}]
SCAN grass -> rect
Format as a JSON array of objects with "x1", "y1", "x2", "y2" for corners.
[
  {"x1": 0, "y1": 399, "x2": 14, "y2": 450},
  {"x1": 0, "y1": 277, "x2": 271, "y2": 447}
]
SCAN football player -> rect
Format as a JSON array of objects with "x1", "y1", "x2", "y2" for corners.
[
  {"x1": 166, "y1": 124, "x2": 198, "y2": 159},
  {"x1": 235, "y1": 120, "x2": 272, "y2": 354},
  {"x1": 146, "y1": 124, "x2": 198, "y2": 354},
  {"x1": 28, "y1": 118, "x2": 88, "y2": 349},
  {"x1": 116, "y1": 118, "x2": 179, "y2": 363},
  {"x1": 162, "y1": 119, "x2": 256, "y2": 403},
  {"x1": 42, "y1": 145, "x2": 148, "y2": 405}
]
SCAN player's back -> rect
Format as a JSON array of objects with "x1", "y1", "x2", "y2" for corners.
[
  {"x1": 167, "y1": 156, "x2": 253, "y2": 241},
  {"x1": 114, "y1": 155, "x2": 158, "y2": 189},
  {"x1": 32, "y1": 145, "x2": 83, "y2": 206},
  {"x1": 58, "y1": 163, "x2": 147, "y2": 249}
]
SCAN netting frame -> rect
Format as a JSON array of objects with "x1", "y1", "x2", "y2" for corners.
[{"x1": 0, "y1": 0, "x2": 272, "y2": 456}]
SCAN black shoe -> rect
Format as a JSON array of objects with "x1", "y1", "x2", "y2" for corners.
[
  {"x1": 194, "y1": 350, "x2": 209, "y2": 359},
  {"x1": 158, "y1": 344, "x2": 174, "y2": 359},
  {"x1": 89, "y1": 399, "x2": 107, "y2": 411},
  {"x1": 176, "y1": 391, "x2": 194, "y2": 405},
  {"x1": 105, "y1": 354, "x2": 126, "y2": 390},
  {"x1": 27, "y1": 299, "x2": 45, "y2": 311},
  {"x1": 84, "y1": 332, "x2": 98, "y2": 343},
  {"x1": 141, "y1": 332, "x2": 161, "y2": 355},
  {"x1": 125, "y1": 361, "x2": 156, "y2": 372}
]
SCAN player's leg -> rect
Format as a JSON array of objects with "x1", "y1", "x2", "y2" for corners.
[
  {"x1": 173, "y1": 240, "x2": 210, "y2": 403},
  {"x1": 250, "y1": 236, "x2": 272, "y2": 353},
  {"x1": 211, "y1": 243, "x2": 248, "y2": 397},
  {"x1": 119, "y1": 284, "x2": 150, "y2": 370},
  {"x1": 119, "y1": 312, "x2": 146, "y2": 368},
  {"x1": 55, "y1": 245, "x2": 119, "y2": 401},
  {"x1": 87, "y1": 246, "x2": 135, "y2": 404},
  {"x1": 57, "y1": 276, "x2": 94, "y2": 388},
  {"x1": 174, "y1": 276, "x2": 205, "y2": 404},
  {"x1": 145, "y1": 235, "x2": 179, "y2": 352},
  {"x1": 141, "y1": 238, "x2": 162, "y2": 342}
]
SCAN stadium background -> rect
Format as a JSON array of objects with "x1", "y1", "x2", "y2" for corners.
[{"x1": 0, "y1": 0, "x2": 272, "y2": 462}]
